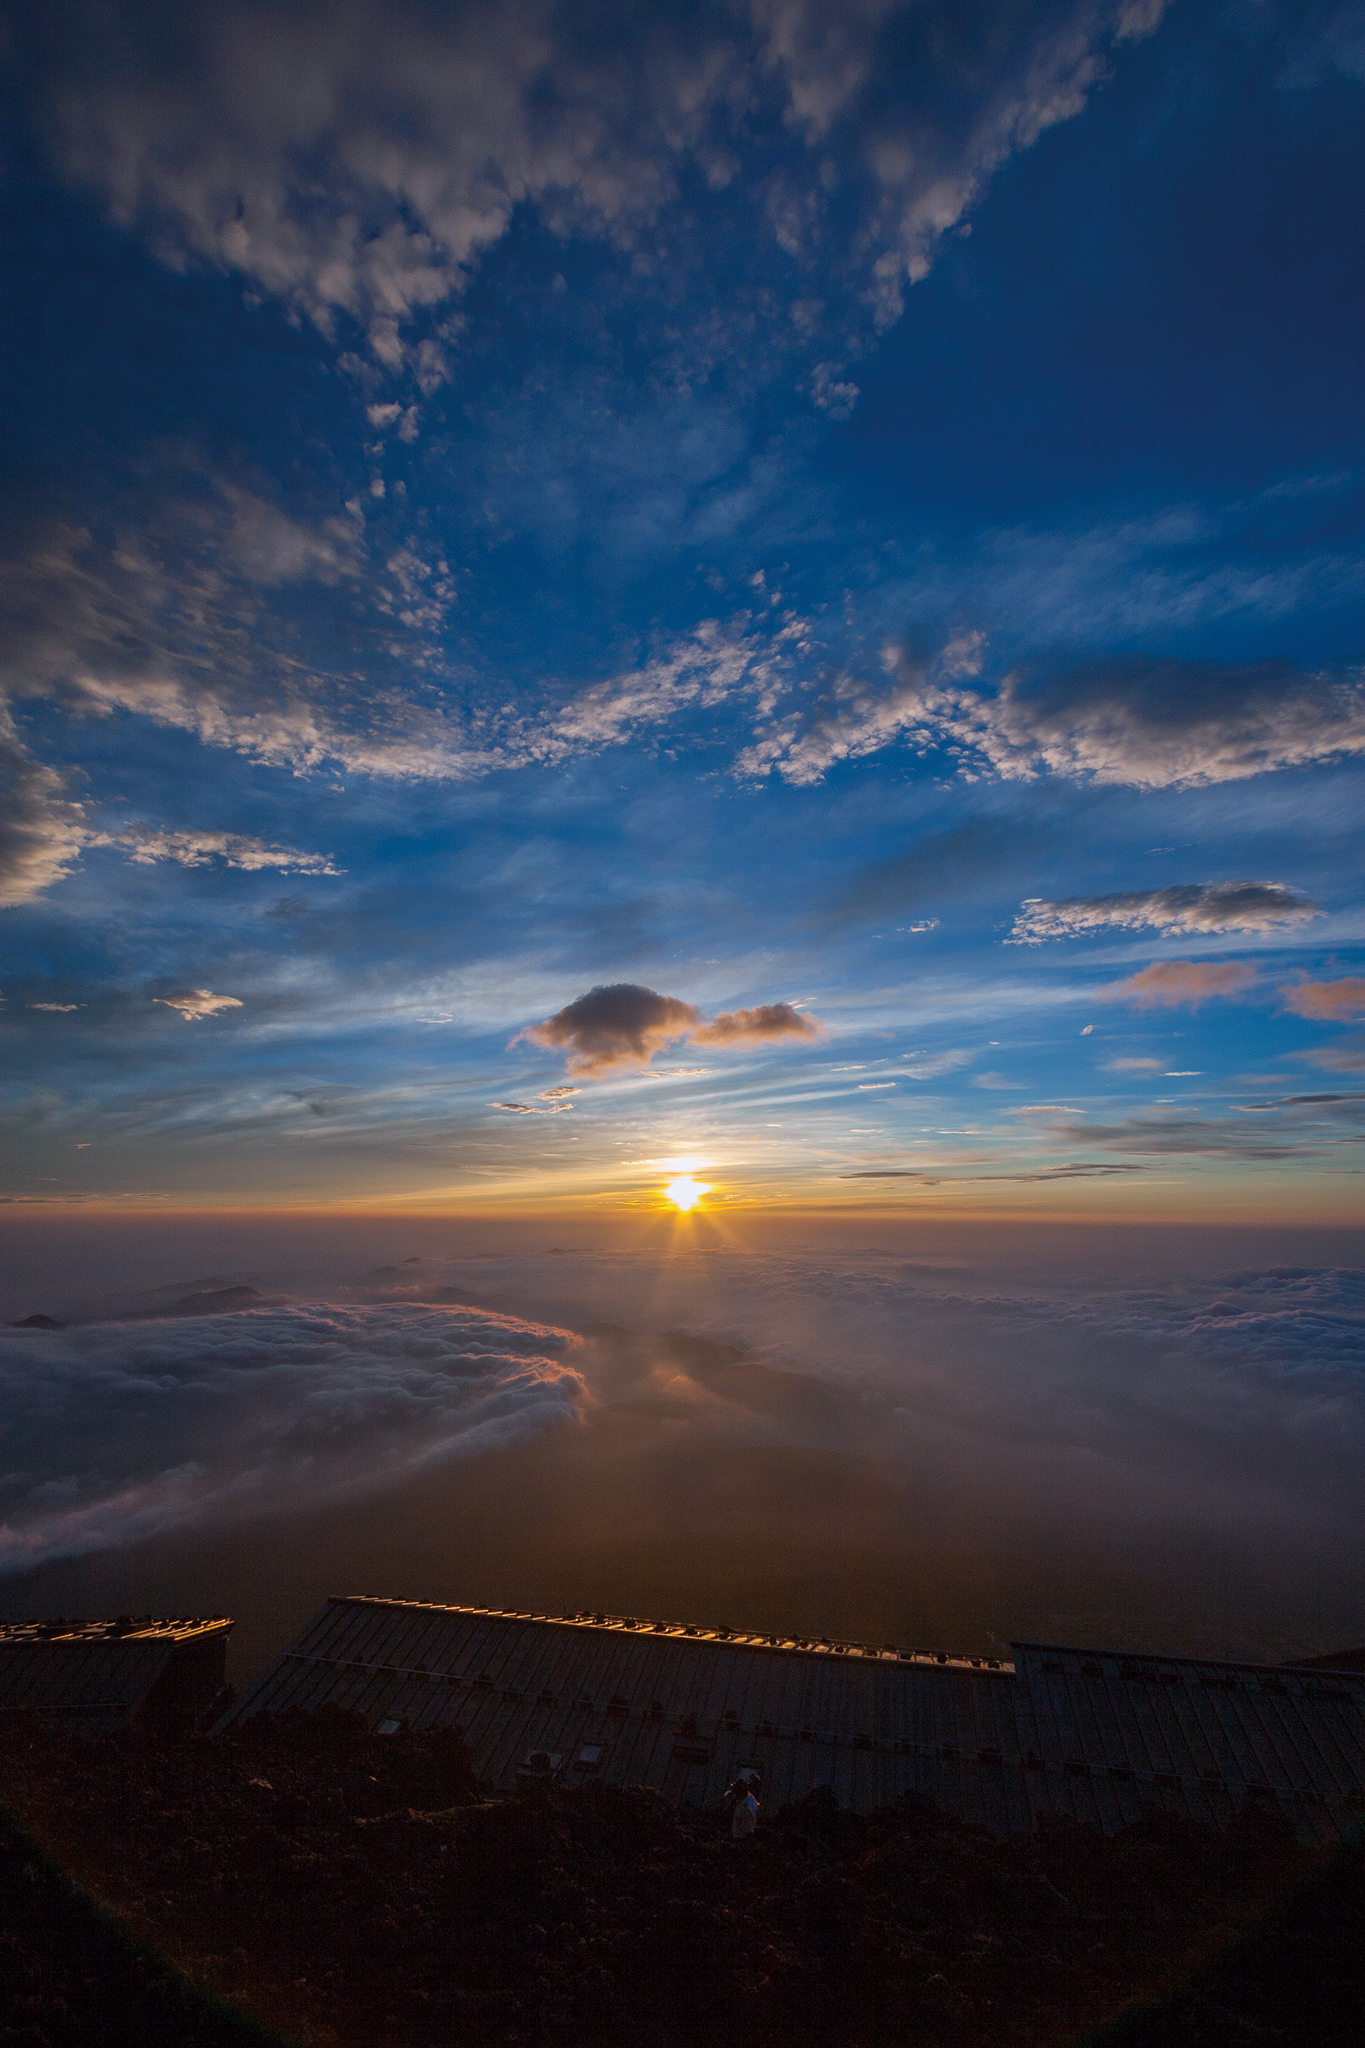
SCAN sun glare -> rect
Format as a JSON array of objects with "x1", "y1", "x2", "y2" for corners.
[{"x1": 664, "y1": 1175, "x2": 710, "y2": 1211}]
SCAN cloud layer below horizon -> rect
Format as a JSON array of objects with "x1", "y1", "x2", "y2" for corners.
[{"x1": 0, "y1": 1302, "x2": 584, "y2": 1573}]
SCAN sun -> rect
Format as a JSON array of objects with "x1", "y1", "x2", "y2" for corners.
[{"x1": 664, "y1": 1175, "x2": 710, "y2": 1212}]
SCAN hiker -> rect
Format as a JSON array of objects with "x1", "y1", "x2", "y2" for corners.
[{"x1": 731, "y1": 1785, "x2": 759, "y2": 1838}]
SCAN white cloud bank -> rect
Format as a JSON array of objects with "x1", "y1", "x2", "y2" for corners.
[{"x1": 0, "y1": 1301, "x2": 584, "y2": 1572}]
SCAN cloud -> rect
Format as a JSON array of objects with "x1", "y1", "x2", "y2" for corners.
[
  {"x1": 519, "y1": 983, "x2": 701, "y2": 1078},
  {"x1": 539, "y1": 1085, "x2": 580, "y2": 1099},
  {"x1": 1049, "y1": 1093, "x2": 1365, "y2": 1158},
  {"x1": 152, "y1": 989, "x2": 244, "y2": 1022},
  {"x1": 0, "y1": 706, "x2": 90, "y2": 908},
  {"x1": 0, "y1": 1301, "x2": 584, "y2": 1572},
  {"x1": 742, "y1": 649, "x2": 1365, "y2": 789},
  {"x1": 841, "y1": 1162, "x2": 1147, "y2": 1181},
  {"x1": 899, "y1": 1049, "x2": 973, "y2": 1080},
  {"x1": 1010, "y1": 881, "x2": 1320, "y2": 944},
  {"x1": 29, "y1": 1003, "x2": 82, "y2": 1013},
  {"x1": 490, "y1": 1100, "x2": 572, "y2": 1115},
  {"x1": 93, "y1": 826, "x2": 342, "y2": 875},
  {"x1": 691, "y1": 1002, "x2": 822, "y2": 1047},
  {"x1": 1106, "y1": 1057, "x2": 1163, "y2": 1072},
  {"x1": 29, "y1": 0, "x2": 1151, "y2": 371},
  {"x1": 1300, "y1": 1039, "x2": 1365, "y2": 1075},
  {"x1": 1283, "y1": 978, "x2": 1365, "y2": 1024},
  {"x1": 1098, "y1": 961, "x2": 1259, "y2": 1010},
  {"x1": 735, "y1": 630, "x2": 987, "y2": 786},
  {"x1": 520, "y1": 983, "x2": 825, "y2": 1077}
]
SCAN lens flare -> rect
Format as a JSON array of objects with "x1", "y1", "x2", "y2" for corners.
[{"x1": 664, "y1": 1175, "x2": 710, "y2": 1212}]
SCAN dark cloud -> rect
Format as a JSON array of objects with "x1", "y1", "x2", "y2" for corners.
[
  {"x1": 520, "y1": 984, "x2": 823, "y2": 1076},
  {"x1": 842, "y1": 1163, "x2": 1146, "y2": 1182},
  {"x1": 519, "y1": 983, "x2": 701, "y2": 1077},
  {"x1": 1011, "y1": 881, "x2": 1319, "y2": 943},
  {"x1": 1098, "y1": 960, "x2": 1258, "y2": 1009}
]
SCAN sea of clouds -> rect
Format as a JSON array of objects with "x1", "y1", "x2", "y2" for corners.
[
  {"x1": 2, "y1": 1237, "x2": 1362, "y2": 1663},
  {"x1": 0, "y1": 1302, "x2": 584, "y2": 1573}
]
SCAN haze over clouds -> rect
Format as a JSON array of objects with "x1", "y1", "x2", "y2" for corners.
[{"x1": 3, "y1": 1228, "x2": 1360, "y2": 1669}]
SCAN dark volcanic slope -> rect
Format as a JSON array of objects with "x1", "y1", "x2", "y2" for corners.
[{"x1": 0, "y1": 1709, "x2": 1360, "y2": 2048}]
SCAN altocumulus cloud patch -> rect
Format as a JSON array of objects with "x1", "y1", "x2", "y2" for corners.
[{"x1": 0, "y1": 1302, "x2": 585, "y2": 1572}]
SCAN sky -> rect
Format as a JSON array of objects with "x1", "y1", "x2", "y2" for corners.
[
  {"x1": 1, "y1": 0, "x2": 1364, "y2": 1222},
  {"x1": 1, "y1": 1, "x2": 1363, "y2": 1663}
]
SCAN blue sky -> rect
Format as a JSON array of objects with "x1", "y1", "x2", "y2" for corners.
[{"x1": 3, "y1": 0, "x2": 1364, "y2": 1217}]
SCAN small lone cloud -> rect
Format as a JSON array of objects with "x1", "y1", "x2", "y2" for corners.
[
  {"x1": 519, "y1": 985, "x2": 824, "y2": 1077},
  {"x1": 1080, "y1": 1025, "x2": 1094, "y2": 1035},
  {"x1": 539, "y1": 1085, "x2": 580, "y2": 1099},
  {"x1": 153, "y1": 989, "x2": 244, "y2": 1022},
  {"x1": 491, "y1": 1100, "x2": 572, "y2": 1115},
  {"x1": 1282, "y1": 977, "x2": 1365, "y2": 1023},
  {"x1": 30, "y1": 1003, "x2": 82, "y2": 1012},
  {"x1": 1098, "y1": 962, "x2": 1257, "y2": 1010},
  {"x1": 1106, "y1": 1057, "x2": 1164, "y2": 1073}
]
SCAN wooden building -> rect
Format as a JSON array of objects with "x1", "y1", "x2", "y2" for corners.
[
  {"x1": 218, "y1": 1596, "x2": 1365, "y2": 1843},
  {"x1": 0, "y1": 1616, "x2": 232, "y2": 1734}
]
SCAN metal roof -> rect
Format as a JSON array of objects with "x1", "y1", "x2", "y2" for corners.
[
  {"x1": 219, "y1": 1596, "x2": 1365, "y2": 1842},
  {"x1": 0, "y1": 1616, "x2": 230, "y2": 1645},
  {"x1": 0, "y1": 1617, "x2": 232, "y2": 1733}
]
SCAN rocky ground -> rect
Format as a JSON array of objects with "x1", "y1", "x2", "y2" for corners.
[{"x1": 0, "y1": 1707, "x2": 1360, "y2": 2047}]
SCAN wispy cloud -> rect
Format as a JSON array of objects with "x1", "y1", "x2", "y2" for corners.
[
  {"x1": 95, "y1": 826, "x2": 342, "y2": 875},
  {"x1": 1010, "y1": 881, "x2": 1319, "y2": 944}
]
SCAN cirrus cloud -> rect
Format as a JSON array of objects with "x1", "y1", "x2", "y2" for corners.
[{"x1": 1009, "y1": 881, "x2": 1320, "y2": 944}]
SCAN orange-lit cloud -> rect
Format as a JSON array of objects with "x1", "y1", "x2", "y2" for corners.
[
  {"x1": 520, "y1": 984, "x2": 823, "y2": 1077},
  {"x1": 1098, "y1": 960, "x2": 1257, "y2": 1009},
  {"x1": 152, "y1": 988, "x2": 244, "y2": 1021},
  {"x1": 691, "y1": 1002, "x2": 822, "y2": 1047},
  {"x1": 1282, "y1": 977, "x2": 1365, "y2": 1023}
]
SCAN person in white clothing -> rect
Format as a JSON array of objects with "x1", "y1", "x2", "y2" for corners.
[{"x1": 731, "y1": 1787, "x2": 759, "y2": 1837}]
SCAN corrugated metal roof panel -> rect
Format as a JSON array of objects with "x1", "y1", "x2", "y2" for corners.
[{"x1": 217, "y1": 1602, "x2": 1365, "y2": 1841}]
